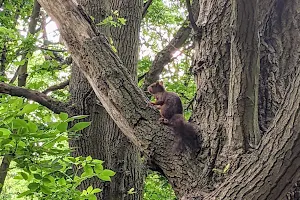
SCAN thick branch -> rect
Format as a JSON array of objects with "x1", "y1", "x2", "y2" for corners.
[
  {"x1": 0, "y1": 82, "x2": 67, "y2": 114},
  {"x1": 0, "y1": 155, "x2": 11, "y2": 194},
  {"x1": 42, "y1": 80, "x2": 69, "y2": 94},
  {"x1": 142, "y1": 21, "x2": 192, "y2": 90}
]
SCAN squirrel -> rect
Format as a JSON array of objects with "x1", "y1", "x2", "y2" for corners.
[
  {"x1": 147, "y1": 81, "x2": 199, "y2": 152},
  {"x1": 160, "y1": 114, "x2": 200, "y2": 152},
  {"x1": 147, "y1": 80, "x2": 183, "y2": 120}
]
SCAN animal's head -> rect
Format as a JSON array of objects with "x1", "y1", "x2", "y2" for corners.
[{"x1": 147, "y1": 80, "x2": 165, "y2": 94}]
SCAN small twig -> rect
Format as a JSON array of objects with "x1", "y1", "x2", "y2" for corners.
[
  {"x1": 0, "y1": 42, "x2": 7, "y2": 77},
  {"x1": 138, "y1": 72, "x2": 148, "y2": 82},
  {"x1": 185, "y1": 94, "x2": 196, "y2": 111},
  {"x1": 37, "y1": 46, "x2": 67, "y2": 52},
  {"x1": 42, "y1": 80, "x2": 70, "y2": 94}
]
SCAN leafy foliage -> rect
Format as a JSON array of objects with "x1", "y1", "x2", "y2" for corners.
[
  {"x1": 0, "y1": 97, "x2": 115, "y2": 199},
  {"x1": 144, "y1": 171, "x2": 176, "y2": 200}
]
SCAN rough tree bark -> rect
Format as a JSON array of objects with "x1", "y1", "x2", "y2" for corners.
[
  {"x1": 67, "y1": 1, "x2": 144, "y2": 199},
  {"x1": 13, "y1": 0, "x2": 300, "y2": 199}
]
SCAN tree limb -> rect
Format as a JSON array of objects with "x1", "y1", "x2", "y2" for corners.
[
  {"x1": 42, "y1": 80, "x2": 69, "y2": 94},
  {"x1": 0, "y1": 82, "x2": 68, "y2": 114},
  {"x1": 17, "y1": 0, "x2": 41, "y2": 87},
  {"x1": 142, "y1": 20, "x2": 192, "y2": 90},
  {"x1": 0, "y1": 155, "x2": 11, "y2": 194},
  {"x1": 142, "y1": 0, "x2": 153, "y2": 18},
  {"x1": 0, "y1": 43, "x2": 6, "y2": 77},
  {"x1": 185, "y1": 0, "x2": 198, "y2": 32}
]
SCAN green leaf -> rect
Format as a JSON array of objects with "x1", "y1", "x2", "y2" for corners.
[
  {"x1": 57, "y1": 122, "x2": 68, "y2": 132},
  {"x1": 59, "y1": 112, "x2": 68, "y2": 120},
  {"x1": 91, "y1": 188, "x2": 102, "y2": 194},
  {"x1": 42, "y1": 177, "x2": 51, "y2": 184},
  {"x1": 87, "y1": 186, "x2": 93, "y2": 193},
  {"x1": 223, "y1": 163, "x2": 230, "y2": 173},
  {"x1": 94, "y1": 164, "x2": 103, "y2": 174},
  {"x1": 92, "y1": 159, "x2": 104, "y2": 165},
  {"x1": 83, "y1": 165, "x2": 93, "y2": 176},
  {"x1": 33, "y1": 174, "x2": 42, "y2": 180},
  {"x1": 12, "y1": 119, "x2": 27, "y2": 128},
  {"x1": 17, "y1": 190, "x2": 32, "y2": 198},
  {"x1": 101, "y1": 169, "x2": 115, "y2": 177},
  {"x1": 0, "y1": 128, "x2": 11, "y2": 137},
  {"x1": 27, "y1": 121, "x2": 38, "y2": 133},
  {"x1": 44, "y1": 175, "x2": 55, "y2": 184},
  {"x1": 20, "y1": 104, "x2": 39, "y2": 114},
  {"x1": 66, "y1": 157, "x2": 76, "y2": 163},
  {"x1": 69, "y1": 122, "x2": 91, "y2": 132},
  {"x1": 118, "y1": 18, "x2": 126, "y2": 25},
  {"x1": 30, "y1": 166, "x2": 37, "y2": 171},
  {"x1": 58, "y1": 178, "x2": 66, "y2": 186},
  {"x1": 20, "y1": 172, "x2": 29, "y2": 180},
  {"x1": 67, "y1": 115, "x2": 89, "y2": 122},
  {"x1": 14, "y1": 175, "x2": 23, "y2": 180},
  {"x1": 14, "y1": 59, "x2": 26, "y2": 66},
  {"x1": 17, "y1": 140, "x2": 26, "y2": 148},
  {"x1": 97, "y1": 169, "x2": 115, "y2": 181},
  {"x1": 40, "y1": 185, "x2": 52, "y2": 194},
  {"x1": 28, "y1": 182, "x2": 39, "y2": 191},
  {"x1": 86, "y1": 156, "x2": 92, "y2": 161},
  {"x1": 127, "y1": 188, "x2": 136, "y2": 194},
  {"x1": 97, "y1": 175, "x2": 111, "y2": 182},
  {"x1": 88, "y1": 194, "x2": 97, "y2": 200}
]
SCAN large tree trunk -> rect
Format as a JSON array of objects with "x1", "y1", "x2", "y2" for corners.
[
  {"x1": 38, "y1": 0, "x2": 300, "y2": 199},
  {"x1": 68, "y1": 1, "x2": 144, "y2": 199},
  {"x1": 258, "y1": 0, "x2": 300, "y2": 199}
]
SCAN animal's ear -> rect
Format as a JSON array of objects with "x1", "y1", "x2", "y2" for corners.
[{"x1": 158, "y1": 80, "x2": 164, "y2": 86}]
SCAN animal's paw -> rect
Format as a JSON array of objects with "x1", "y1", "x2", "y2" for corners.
[
  {"x1": 159, "y1": 118, "x2": 169, "y2": 124},
  {"x1": 147, "y1": 102, "x2": 154, "y2": 107}
]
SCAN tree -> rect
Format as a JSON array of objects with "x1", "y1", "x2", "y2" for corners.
[
  {"x1": 0, "y1": 0, "x2": 189, "y2": 199},
  {"x1": 2, "y1": 0, "x2": 300, "y2": 199}
]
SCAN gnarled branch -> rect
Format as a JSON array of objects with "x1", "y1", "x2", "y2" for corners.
[{"x1": 0, "y1": 82, "x2": 68, "y2": 114}]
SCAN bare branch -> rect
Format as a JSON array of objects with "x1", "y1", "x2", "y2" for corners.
[
  {"x1": 37, "y1": 46, "x2": 67, "y2": 52},
  {"x1": 142, "y1": 20, "x2": 192, "y2": 90},
  {"x1": 185, "y1": 0, "x2": 198, "y2": 32},
  {"x1": 0, "y1": 82, "x2": 67, "y2": 114},
  {"x1": 0, "y1": 155, "x2": 11, "y2": 194},
  {"x1": 142, "y1": 0, "x2": 153, "y2": 18},
  {"x1": 0, "y1": 43, "x2": 6, "y2": 77},
  {"x1": 17, "y1": 0, "x2": 41, "y2": 87},
  {"x1": 42, "y1": 80, "x2": 69, "y2": 94}
]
